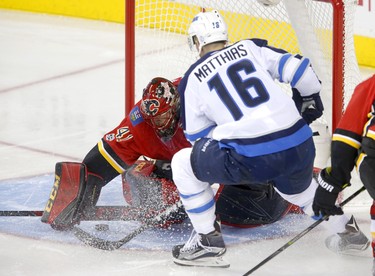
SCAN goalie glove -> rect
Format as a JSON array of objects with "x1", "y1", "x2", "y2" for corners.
[
  {"x1": 292, "y1": 89, "x2": 324, "y2": 125},
  {"x1": 312, "y1": 168, "x2": 350, "y2": 217}
]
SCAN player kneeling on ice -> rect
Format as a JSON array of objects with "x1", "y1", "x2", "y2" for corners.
[
  {"x1": 41, "y1": 77, "x2": 298, "y2": 233},
  {"x1": 170, "y1": 10, "x2": 369, "y2": 268}
]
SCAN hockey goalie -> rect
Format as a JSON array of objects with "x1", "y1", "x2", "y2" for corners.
[{"x1": 41, "y1": 77, "x2": 300, "y2": 231}]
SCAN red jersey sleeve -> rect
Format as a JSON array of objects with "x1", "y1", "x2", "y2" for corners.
[{"x1": 330, "y1": 75, "x2": 375, "y2": 184}]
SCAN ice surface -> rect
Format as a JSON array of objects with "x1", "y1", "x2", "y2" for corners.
[{"x1": 0, "y1": 9, "x2": 374, "y2": 276}]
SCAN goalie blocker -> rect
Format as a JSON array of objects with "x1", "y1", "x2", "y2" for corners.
[{"x1": 42, "y1": 160, "x2": 299, "y2": 230}]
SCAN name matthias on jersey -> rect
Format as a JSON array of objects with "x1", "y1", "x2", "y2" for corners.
[{"x1": 194, "y1": 44, "x2": 247, "y2": 82}]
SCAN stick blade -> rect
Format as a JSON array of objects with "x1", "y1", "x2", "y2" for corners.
[{"x1": 72, "y1": 227, "x2": 121, "y2": 251}]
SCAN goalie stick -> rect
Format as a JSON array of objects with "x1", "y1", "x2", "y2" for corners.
[
  {"x1": 73, "y1": 201, "x2": 183, "y2": 250},
  {"x1": 0, "y1": 210, "x2": 44, "y2": 216},
  {"x1": 242, "y1": 186, "x2": 366, "y2": 276},
  {"x1": 0, "y1": 206, "x2": 165, "y2": 221}
]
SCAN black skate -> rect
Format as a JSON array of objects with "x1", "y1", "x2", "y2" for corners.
[
  {"x1": 325, "y1": 215, "x2": 370, "y2": 254},
  {"x1": 172, "y1": 222, "x2": 229, "y2": 268}
]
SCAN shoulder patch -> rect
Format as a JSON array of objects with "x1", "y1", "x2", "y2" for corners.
[{"x1": 130, "y1": 106, "x2": 144, "y2": 126}]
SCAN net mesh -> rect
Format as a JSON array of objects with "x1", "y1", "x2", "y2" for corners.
[
  {"x1": 131, "y1": 0, "x2": 360, "y2": 131},
  {"x1": 128, "y1": 0, "x2": 368, "y2": 206}
]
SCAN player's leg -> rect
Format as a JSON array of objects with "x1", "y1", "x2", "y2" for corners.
[
  {"x1": 215, "y1": 183, "x2": 299, "y2": 227},
  {"x1": 42, "y1": 142, "x2": 119, "y2": 230},
  {"x1": 41, "y1": 162, "x2": 104, "y2": 230},
  {"x1": 170, "y1": 138, "x2": 292, "y2": 267},
  {"x1": 171, "y1": 146, "x2": 227, "y2": 267},
  {"x1": 274, "y1": 138, "x2": 369, "y2": 253},
  {"x1": 357, "y1": 152, "x2": 375, "y2": 256}
]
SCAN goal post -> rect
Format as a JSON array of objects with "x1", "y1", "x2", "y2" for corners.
[{"x1": 124, "y1": 0, "x2": 361, "y2": 136}]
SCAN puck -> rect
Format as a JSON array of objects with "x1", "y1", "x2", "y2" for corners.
[{"x1": 95, "y1": 224, "x2": 109, "y2": 231}]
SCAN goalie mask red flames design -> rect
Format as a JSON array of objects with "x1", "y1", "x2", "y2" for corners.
[{"x1": 140, "y1": 77, "x2": 180, "y2": 139}]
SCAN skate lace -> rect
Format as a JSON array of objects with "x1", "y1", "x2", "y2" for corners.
[{"x1": 181, "y1": 230, "x2": 212, "y2": 253}]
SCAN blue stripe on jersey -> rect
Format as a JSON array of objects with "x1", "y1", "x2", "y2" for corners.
[
  {"x1": 291, "y1": 58, "x2": 310, "y2": 87},
  {"x1": 179, "y1": 190, "x2": 204, "y2": 199},
  {"x1": 186, "y1": 198, "x2": 215, "y2": 214},
  {"x1": 278, "y1": 54, "x2": 292, "y2": 83},
  {"x1": 219, "y1": 119, "x2": 312, "y2": 157},
  {"x1": 184, "y1": 125, "x2": 216, "y2": 142}
]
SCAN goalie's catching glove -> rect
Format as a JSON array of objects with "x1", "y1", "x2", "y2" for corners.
[
  {"x1": 292, "y1": 89, "x2": 324, "y2": 125},
  {"x1": 312, "y1": 168, "x2": 350, "y2": 217}
]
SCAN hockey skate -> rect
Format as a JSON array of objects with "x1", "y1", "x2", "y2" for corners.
[
  {"x1": 325, "y1": 215, "x2": 370, "y2": 254},
  {"x1": 172, "y1": 222, "x2": 229, "y2": 268}
]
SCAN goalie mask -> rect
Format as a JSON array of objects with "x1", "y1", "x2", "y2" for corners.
[
  {"x1": 188, "y1": 10, "x2": 228, "y2": 55},
  {"x1": 140, "y1": 77, "x2": 180, "y2": 140}
]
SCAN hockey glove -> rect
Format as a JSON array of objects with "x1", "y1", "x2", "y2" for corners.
[
  {"x1": 153, "y1": 159, "x2": 172, "y2": 179},
  {"x1": 312, "y1": 167, "x2": 349, "y2": 217},
  {"x1": 292, "y1": 89, "x2": 324, "y2": 125}
]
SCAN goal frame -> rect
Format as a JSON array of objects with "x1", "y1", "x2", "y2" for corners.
[{"x1": 125, "y1": 0, "x2": 348, "y2": 131}]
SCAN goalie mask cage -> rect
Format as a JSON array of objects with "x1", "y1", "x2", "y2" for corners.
[{"x1": 125, "y1": 0, "x2": 361, "y2": 134}]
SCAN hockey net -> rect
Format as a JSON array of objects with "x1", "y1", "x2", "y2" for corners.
[{"x1": 125, "y1": 0, "x2": 369, "y2": 206}]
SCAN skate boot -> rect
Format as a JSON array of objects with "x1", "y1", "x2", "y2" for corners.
[
  {"x1": 172, "y1": 221, "x2": 229, "y2": 268},
  {"x1": 325, "y1": 215, "x2": 370, "y2": 254}
]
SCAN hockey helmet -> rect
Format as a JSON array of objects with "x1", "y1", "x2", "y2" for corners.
[
  {"x1": 140, "y1": 77, "x2": 180, "y2": 139},
  {"x1": 188, "y1": 10, "x2": 228, "y2": 54}
]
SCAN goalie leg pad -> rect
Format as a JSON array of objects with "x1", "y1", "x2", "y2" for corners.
[
  {"x1": 41, "y1": 162, "x2": 86, "y2": 230},
  {"x1": 215, "y1": 183, "x2": 294, "y2": 228}
]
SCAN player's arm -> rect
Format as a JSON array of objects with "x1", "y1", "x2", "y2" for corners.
[
  {"x1": 249, "y1": 39, "x2": 323, "y2": 124},
  {"x1": 313, "y1": 77, "x2": 375, "y2": 217},
  {"x1": 278, "y1": 54, "x2": 323, "y2": 124}
]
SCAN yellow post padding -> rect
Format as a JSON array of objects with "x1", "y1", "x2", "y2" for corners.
[
  {"x1": 355, "y1": 35, "x2": 375, "y2": 69},
  {"x1": 0, "y1": 0, "x2": 124, "y2": 23},
  {"x1": 0, "y1": 0, "x2": 374, "y2": 68}
]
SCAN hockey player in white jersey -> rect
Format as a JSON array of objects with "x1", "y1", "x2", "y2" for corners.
[{"x1": 171, "y1": 10, "x2": 369, "y2": 267}]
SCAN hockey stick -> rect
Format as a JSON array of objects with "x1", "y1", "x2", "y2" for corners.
[
  {"x1": 73, "y1": 201, "x2": 183, "y2": 250},
  {"x1": 0, "y1": 210, "x2": 44, "y2": 216},
  {"x1": 243, "y1": 186, "x2": 366, "y2": 276},
  {"x1": 0, "y1": 206, "x2": 156, "y2": 221}
]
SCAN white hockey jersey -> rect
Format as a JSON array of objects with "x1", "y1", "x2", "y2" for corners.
[{"x1": 178, "y1": 38, "x2": 322, "y2": 157}]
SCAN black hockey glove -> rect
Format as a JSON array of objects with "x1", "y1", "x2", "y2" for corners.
[
  {"x1": 153, "y1": 159, "x2": 172, "y2": 180},
  {"x1": 292, "y1": 89, "x2": 324, "y2": 125},
  {"x1": 312, "y1": 168, "x2": 349, "y2": 217}
]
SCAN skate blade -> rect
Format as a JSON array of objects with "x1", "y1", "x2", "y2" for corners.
[
  {"x1": 327, "y1": 241, "x2": 371, "y2": 257},
  {"x1": 173, "y1": 256, "x2": 230, "y2": 268}
]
